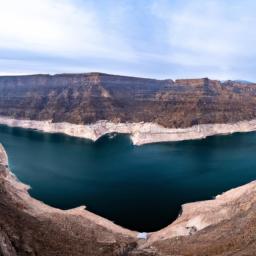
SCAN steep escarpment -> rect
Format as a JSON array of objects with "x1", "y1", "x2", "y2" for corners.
[{"x1": 0, "y1": 73, "x2": 256, "y2": 128}]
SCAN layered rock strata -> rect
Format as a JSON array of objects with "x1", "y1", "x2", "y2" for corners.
[
  {"x1": 0, "y1": 73, "x2": 256, "y2": 129},
  {"x1": 1, "y1": 144, "x2": 256, "y2": 255}
]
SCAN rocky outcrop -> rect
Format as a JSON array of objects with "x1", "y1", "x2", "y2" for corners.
[
  {"x1": 0, "y1": 73, "x2": 256, "y2": 128},
  {"x1": 1, "y1": 144, "x2": 256, "y2": 255},
  {"x1": 147, "y1": 180, "x2": 256, "y2": 243}
]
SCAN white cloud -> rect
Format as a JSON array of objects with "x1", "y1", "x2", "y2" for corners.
[
  {"x1": 150, "y1": 0, "x2": 256, "y2": 78},
  {"x1": 0, "y1": 0, "x2": 137, "y2": 61},
  {"x1": 0, "y1": 0, "x2": 256, "y2": 80}
]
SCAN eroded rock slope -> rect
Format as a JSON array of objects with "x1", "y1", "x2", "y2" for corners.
[{"x1": 0, "y1": 73, "x2": 256, "y2": 128}]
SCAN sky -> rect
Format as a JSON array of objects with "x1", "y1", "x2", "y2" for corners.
[{"x1": 0, "y1": 0, "x2": 255, "y2": 81}]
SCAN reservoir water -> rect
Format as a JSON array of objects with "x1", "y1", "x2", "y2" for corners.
[{"x1": 0, "y1": 124, "x2": 256, "y2": 231}]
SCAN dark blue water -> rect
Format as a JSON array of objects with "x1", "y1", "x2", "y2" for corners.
[{"x1": 0, "y1": 125, "x2": 256, "y2": 231}]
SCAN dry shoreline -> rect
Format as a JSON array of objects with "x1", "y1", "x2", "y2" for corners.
[{"x1": 1, "y1": 116, "x2": 256, "y2": 145}]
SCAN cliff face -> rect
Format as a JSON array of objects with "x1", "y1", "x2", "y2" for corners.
[{"x1": 0, "y1": 73, "x2": 256, "y2": 127}]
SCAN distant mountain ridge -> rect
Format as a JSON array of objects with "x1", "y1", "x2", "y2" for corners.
[
  {"x1": 221, "y1": 79, "x2": 254, "y2": 84},
  {"x1": 233, "y1": 80, "x2": 254, "y2": 84}
]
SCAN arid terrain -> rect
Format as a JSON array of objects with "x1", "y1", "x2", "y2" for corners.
[
  {"x1": 1, "y1": 73, "x2": 256, "y2": 255},
  {"x1": 0, "y1": 73, "x2": 256, "y2": 128}
]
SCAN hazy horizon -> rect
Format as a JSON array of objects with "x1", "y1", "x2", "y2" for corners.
[
  {"x1": 1, "y1": 0, "x2": 256, "y2": 81},
  {"x1": 0, "y1": 71, "x2": 254, "y2": 83}
]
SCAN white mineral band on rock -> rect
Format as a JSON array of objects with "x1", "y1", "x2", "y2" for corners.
[{"x1": 1, "y1": 116, "x2": 256, "y2": 145}]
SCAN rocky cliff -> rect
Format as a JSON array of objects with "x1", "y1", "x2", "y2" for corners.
[
  {"x1": 0, "y1": 73, "x2": 256, "y2": 128},
  {"x1": 1, "y1": 73, "x2": 256, "y2": 255}
]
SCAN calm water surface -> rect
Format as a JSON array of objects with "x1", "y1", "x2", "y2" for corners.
[{"x1": 0, "y1": 125, "x2": 256, "y2": 231}]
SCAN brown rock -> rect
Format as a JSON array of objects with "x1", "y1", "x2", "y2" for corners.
[{"x1": 0, "y1": 73, "x2": 256, "y2": 127}]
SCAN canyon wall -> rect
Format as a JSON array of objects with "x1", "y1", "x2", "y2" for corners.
[{"x1": 0, "y1": 73, "x2": 256, "y2": 128}]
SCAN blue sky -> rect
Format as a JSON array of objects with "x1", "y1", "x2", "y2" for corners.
[{"x1": 0, "y1": 0, "x2": 256, "y2": 80}]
